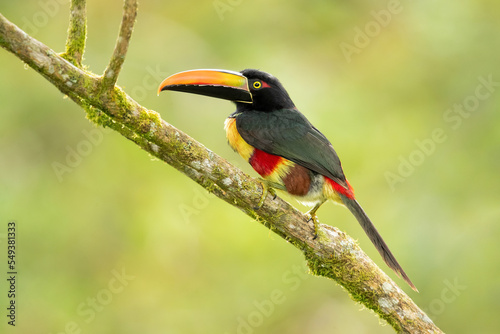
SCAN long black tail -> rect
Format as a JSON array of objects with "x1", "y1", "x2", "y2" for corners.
[{"x1": 340, "y1": 194, "x2": 417, "y2": 291}]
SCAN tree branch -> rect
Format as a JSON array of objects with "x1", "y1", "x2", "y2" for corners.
[
  {"x1": 61, "y1": 0, "x2": 87, "y2": 67},
  {"x1": 0, "y1": 7, "x2": 443, "y2": 334},
  {"x1": 101, "y1": 0, "x2": 137, "y2": 90}
]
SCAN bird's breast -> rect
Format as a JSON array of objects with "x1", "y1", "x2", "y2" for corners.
[
  {"x1": 225, "y1": 116, "x2": 292, "y2": 182},
  {"x1": 224, "y1": 117, "x2": 254, "y2": 161}
]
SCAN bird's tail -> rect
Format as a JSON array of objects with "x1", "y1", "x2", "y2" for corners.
[{"x1": 340, "y1": 194, "x2": 418, "y2": 292}]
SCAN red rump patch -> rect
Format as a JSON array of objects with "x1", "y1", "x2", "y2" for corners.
[
  {"x1": 326, "y1": 177, "x2": 355, "y2": 199},
  {"x1": 249, "y1": 149, "x2": 283, "y2": 177}
]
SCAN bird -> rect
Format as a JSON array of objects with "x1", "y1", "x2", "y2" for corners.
[{"x1": 158, "y1": 68, "x2": 417, "y2": 291}]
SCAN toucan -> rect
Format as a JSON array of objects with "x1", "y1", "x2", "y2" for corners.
[{"x1": 158, "y1": 69, "x2": 417, "y2": 291}]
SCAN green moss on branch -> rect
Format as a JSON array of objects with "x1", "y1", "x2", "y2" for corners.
[{"x1": 61, "y1": 0, "x2": 87, "y2": 67}]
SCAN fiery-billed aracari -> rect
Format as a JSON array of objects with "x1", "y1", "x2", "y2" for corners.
[{"x1": 158, "y1": 69, "x2": 416, "y2": 291}]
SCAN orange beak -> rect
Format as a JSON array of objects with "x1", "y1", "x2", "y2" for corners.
[{"x1": 157, "y1": 69, "x2": 252, "y2": 103}]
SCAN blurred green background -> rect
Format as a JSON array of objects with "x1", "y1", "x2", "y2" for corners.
[{"x1": 1, "y1": 0, "x2": 499, "y2": 333}]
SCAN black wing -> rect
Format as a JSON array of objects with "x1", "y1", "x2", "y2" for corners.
[{"x1": 234, "y1": 108, "x2": 348, "y2": 188}]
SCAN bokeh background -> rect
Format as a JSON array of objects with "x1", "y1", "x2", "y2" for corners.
[{"x1": 1, "y1": 1, "x2": 499, "y2": 333}]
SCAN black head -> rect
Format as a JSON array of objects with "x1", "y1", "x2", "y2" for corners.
[
  {"x1": 158, "y1": 68, "x2": 295, "y2": 112},
  {"x1": 238, "y1": 69, "x2": 295, "y2": 112}
]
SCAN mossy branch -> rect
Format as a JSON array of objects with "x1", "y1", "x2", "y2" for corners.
[
  {"x1": 0, "y1": 4, "x2": 443, "y2": 334},
  {"x1": 101, "y1": 0, "x2": 138, "y2": 90},
  {"x1": 61, "y1": 0, "x2": 87, "y2": 67}
]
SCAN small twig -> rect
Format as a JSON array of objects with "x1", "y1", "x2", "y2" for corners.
[
  {"x1": 61, "y1": 0, "x2": 87, "y2": 67},
  {"x1": 101, "y1": 0, "x2": 138, "y2": 90}
]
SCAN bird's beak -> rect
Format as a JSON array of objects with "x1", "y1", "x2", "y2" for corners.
[{"x1": 157, "y1": 69, "x2": 253, "y2": 103}]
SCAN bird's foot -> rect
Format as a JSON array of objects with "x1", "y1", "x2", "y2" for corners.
[
  {"x1": 305, "y1": 200, "x2": 325, "y2": 239},
  {"x1": 254, "y1": 179, "x2": 279, "y2": 210},
  {"x1": 306, "y1": 211, "x2": 320, "y2": 240}
]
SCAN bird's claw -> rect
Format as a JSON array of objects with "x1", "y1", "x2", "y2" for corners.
[
  {"x1": 254, "y1": 180, "x2": 277, "y2": 210},
  {"x1": 306, "y1": 212, "x2": 320, "y2": 239},
  {"x1": 306, "y1": 200, "x2": 325, "y2": 239}
]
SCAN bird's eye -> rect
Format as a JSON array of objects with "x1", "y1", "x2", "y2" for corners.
[{"x1": 253, "y1": 81, "x2": 262, "y2": 89}]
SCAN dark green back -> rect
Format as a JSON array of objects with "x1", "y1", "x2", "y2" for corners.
[{"x1": 233, "y1": 108, "x2": 348, "y2": 188}]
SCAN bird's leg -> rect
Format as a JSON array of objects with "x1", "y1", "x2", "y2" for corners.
[
  {"x1": 306, "y1": 199, "x2": 326, "y2": 239},
  {"x1": 254, "y1": 179, "x2": 285, "y2": 210}
]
